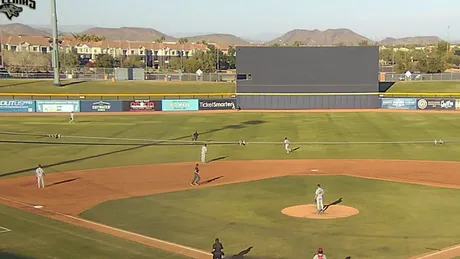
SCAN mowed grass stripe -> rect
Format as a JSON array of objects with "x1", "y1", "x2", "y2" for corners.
[{"x1": 1, "y1": 112, "x2": 460, "y2": 178}]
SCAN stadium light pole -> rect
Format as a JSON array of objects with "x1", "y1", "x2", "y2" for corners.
[{"x1": 51, "y1": 0, "x2": 61, "y2": 86}]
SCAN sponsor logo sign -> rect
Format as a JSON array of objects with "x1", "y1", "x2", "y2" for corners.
[
  {"x1": 380, "y1": 98, "x2": 417, "y2": 110},
  {"x1": 0, "y1": 0, "x2": 36, "y2": 20},
  {"x1": 80, "y1": 101, "x2": 123, "y2": 112},
  {"x1": 456, "y1": 100, "x2": 460, "y2": 110},
  {"x1": 162, "y1": 99, "x2": 199, "y2": 111},
  {"x1": 129, "y1": 100, "x2": 156, "y2": 111},
  {"x1": 0, "y1": 100, "x2": 35, "y2": 112},
  {"x1": 199, "y1": 99, "x2": 236, "y2": 110},
  {"x1": 35, "y1": 100, "x2": 80, "y2": 113},
  {"x1": 417, "y1": 99, "x2": 455, "y2": 110}
]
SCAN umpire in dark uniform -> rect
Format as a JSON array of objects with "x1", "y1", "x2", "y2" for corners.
[{"x1": 212, "y1": 238, "x2": 224, "y2": 259}]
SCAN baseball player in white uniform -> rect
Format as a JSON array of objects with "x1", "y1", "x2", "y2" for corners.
[
  {"x1": 315, "y1": 184, "x2": 325, "y2": 213},
  {"x1": 69, "y1": 111, "x2": 74, "y2": 123},
  {"x1": 36, "y1": 164, "x2": 45, "y2": 188},
  {"x1": 201, "y1": 144, "x2": 208, "y2": 163},
  {"x1": 284, "y1": 137, "x2": 291, "y2": 153}
]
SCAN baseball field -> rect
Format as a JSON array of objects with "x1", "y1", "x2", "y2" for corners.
[{"x1": 0, "y1": 80, "x2": 460, "y2": 259}]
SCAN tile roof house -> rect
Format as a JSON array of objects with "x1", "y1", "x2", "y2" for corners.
[{"x1": 0, "y1": 35, "x2": 210, "y2": 68}]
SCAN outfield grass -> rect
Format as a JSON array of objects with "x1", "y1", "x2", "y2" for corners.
[
  {"x1": 1, "y1": 112, "x2": 460, "y2": 178},
  {"x1": 80, "y1": 175, "x2": 460, "y2": 259},
  {"x1": 387, "y1": 81, "x2": 460, "y2": 93},
  {"x1": 0, "y1": 79, "x2": 235, "y2": 94},
  {"x1": 0, "y1": 204, "x2": 188, "y2": 259}
]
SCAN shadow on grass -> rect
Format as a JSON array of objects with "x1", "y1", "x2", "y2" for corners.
[
  {"x1": 0, "y1": 120, "x2": 267, "y2": 178},
  {"x1": 0, "y1": 142, "x2": 160, "y2": 178},
  {"x1": 174, "y1": 120, "x2": 267, "y2": 141},
  {"x1": 291, "y1": 147, "x2": 300, "y2": 153},
  {"x1": 0, "y1": 250, "x2": 35, "y2": 259},
  {"x1": 61, "y1": 80, "x2": 89, "y2": 87},
  {"x1": 0, "y1": 80, "x2": 43, "y2": 88},
  {"x1": 0, "y1": 140, "x2": 238, "y2": 147},
  {"x1": 208, "y1": 156, "x2": 228, "y2": 163}
]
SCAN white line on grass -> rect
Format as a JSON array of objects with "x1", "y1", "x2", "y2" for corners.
[
  {"x1": 0, "y1": 226, "x2": 11, "y2": 233},
  {"x1": 0, "y1": 196, "x2": 211, "y2": 257},
  {"x1": 414, "y1": 244, "x2": 460, "y2": 259}
]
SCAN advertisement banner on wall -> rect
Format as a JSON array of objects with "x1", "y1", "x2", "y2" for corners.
[
  {"x1": 199, "y1": 99, "x2": 236, "y2": 110},
  {"x1": 417, "y1": 99, "x2": 455, "y2": 110},
  {"x1": 380, "y1": 98, "x2": 417, "y2": 109},
  {"x1": 36, "y1": 100, "x2": 80, "y2": 112},
  {"x1": 0, "y1": 100, "x2": 35, "y2": 113},
  {"x1": 126, "y1": 100, "x2": 161, "y2": 111},
  {"x1": 456, "y1": 100, "x2": 460, "y2": 110},
  {"x1": 80, "y1": 101, "x2": 123, "y2": 112},
  {"x1": 162, "y1": 99, "x2": 199, "y2": 111}
]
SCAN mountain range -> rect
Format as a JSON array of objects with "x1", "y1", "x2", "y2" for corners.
[{"x1": 0, "y1": 23, "x2": 454, "y2": 47}]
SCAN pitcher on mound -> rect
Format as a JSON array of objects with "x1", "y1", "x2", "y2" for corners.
[{"x1": 314, "y1": 184, "x2": 325, "y2": 213}]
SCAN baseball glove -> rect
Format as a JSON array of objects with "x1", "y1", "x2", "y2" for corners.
[{"x1": 314, "y1": 199, "x2": 317, "y2": 203}]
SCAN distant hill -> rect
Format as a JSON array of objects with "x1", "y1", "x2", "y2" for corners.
[
  {"x1": 379, "y1": 36, "x2": 443, "y2": 45},
  {"x1": 186, "y1": 34, "x2": 249, "y2": 46},
  {"x1": 0, "y1": 23, "x2": 49, "y2": 36},
  {"x1": 32, "y1": 25, "x2": 95, "y2": 35},
  {"x1": 267, "y1": 28, "x2": 372, "y2": 46},
  {"x1": 80, "y1": 27, "x2": 175, "y2": 42}
]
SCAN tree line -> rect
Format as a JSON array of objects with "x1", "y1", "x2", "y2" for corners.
[
  {"x1": 379, "y1": 41, "x2": 460, "y2": 73},
  {"x1": 2, "y1": 37, "x2": 458, "y2": 74}
]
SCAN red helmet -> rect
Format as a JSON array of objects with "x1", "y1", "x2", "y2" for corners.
[{"x1": 317, "y1": 248, "x2": 323, "y2": 253}]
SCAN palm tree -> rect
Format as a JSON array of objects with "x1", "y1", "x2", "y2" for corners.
[
  {"x1": 178, "y1": 38, "x2": 189, "y2": 44},
  {"x1": 155, "y1": 36, "x2": 166, "y2": 43},
  {"x1": 292, "y1": 41, "x2": 303, "y2": 47}
]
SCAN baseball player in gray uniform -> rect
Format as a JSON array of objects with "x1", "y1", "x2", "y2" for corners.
[
  {"x1": 190, "y1": 164, "x2": 201, "y2": 186},
  {"x1": 35, "y1": 165, "x2": 45, "y2": 188}
]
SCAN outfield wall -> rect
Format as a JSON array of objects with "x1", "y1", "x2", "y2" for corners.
[
  {"x1": 0, "y1": 99, "x2": 237, "y2": 113},
  {"x1": 1, "y1": 94, "x2": 459, "y2": 112},
  {"x1": 236, "y1": 94, "x2": 379, "y2": 109}
]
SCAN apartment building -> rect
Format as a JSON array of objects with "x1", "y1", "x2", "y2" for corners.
[{"x1": 0, "y1": 35, "x2": 209, "y2": 69}]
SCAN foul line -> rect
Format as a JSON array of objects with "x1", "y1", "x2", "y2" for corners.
[
  {"x1": 413, "y1": 244, "x2": 460, "y2": 259},
  {"x1": 0, "y1": 226, "x2": 11, "y2": 233},
  {"x1": 0, "y1": 196, "x2": 210, "y2": 258}
]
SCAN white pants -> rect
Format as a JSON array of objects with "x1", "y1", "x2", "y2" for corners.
[
  {"x1": 285, "y1": 144, "x2": 291, "y2": 153},
  {"x1": 316, "y1": 197, "x2": 324, "y2": 211},
  {"x1": 37, "y1": 176, "x2": 45, "y2": 188},
  {"x1": 201, "y1": 153, "x2": 206, "y2": 163}
]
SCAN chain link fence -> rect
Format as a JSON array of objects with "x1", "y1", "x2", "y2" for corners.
[
  {"x1": 383, "y1": 72, "x2": 460, "y2": 82},
  {"x1": 1, "y1": 67, "x2": 237, "y2": 82},
  {"x1": 2, "y1": 67, "x2": 460, "y2": 83}
]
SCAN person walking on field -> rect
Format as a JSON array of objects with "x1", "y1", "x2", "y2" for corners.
[
  {"x1": 313, "y1": 247, "x2": 327, "y2": 259},
  {"x1": 211, "y1": 238, "x2": 224, "y2": 259},
  {"x1": 69, "y1": 111, "x2": 75, "y2": 123},
  {"x1": 201, "y1": 144, "x2": 208, "y2": 163},
  {"x1": 284, "y1": 137, "x2": 292, "y2": 153},
  {"x1": 36, "y1": 164, "x2": 45, "y2": 188},
  {"x1": 190, "y1": 164, "x2": 201, "y2": 186},
  {"x1": 192, "y1": 131, "x2": 199, "y2": 143}
]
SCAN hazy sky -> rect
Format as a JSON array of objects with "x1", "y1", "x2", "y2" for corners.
[{"x1": 2, "y1": 0, "x2": 458, "y2": 40}]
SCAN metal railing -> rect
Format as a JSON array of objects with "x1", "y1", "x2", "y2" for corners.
[
  {"x1": 2, "y1": 68, "x2": 460, "y2": 83},
  {"x1": 383, "y1": 72, "x2": 460, "y2": 82},
  {"x1": 0, "y1": 92, "x2": 235, "y2": 101},
  {"x1": 1, "y1": 68, "x2": 236, "y2": 82}
]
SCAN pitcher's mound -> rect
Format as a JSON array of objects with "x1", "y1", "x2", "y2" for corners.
[{"x1": 281, "y1": 204, "x2": 359, "y2": 219}]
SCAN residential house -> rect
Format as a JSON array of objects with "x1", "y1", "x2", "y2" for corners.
[{"x1": 0, "y1": 35, "x2": 209, "y2": 69}]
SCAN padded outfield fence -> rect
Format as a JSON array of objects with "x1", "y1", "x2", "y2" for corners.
[{"x1": 0, "y1": 92, "x2": 459, "y2": 112}]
